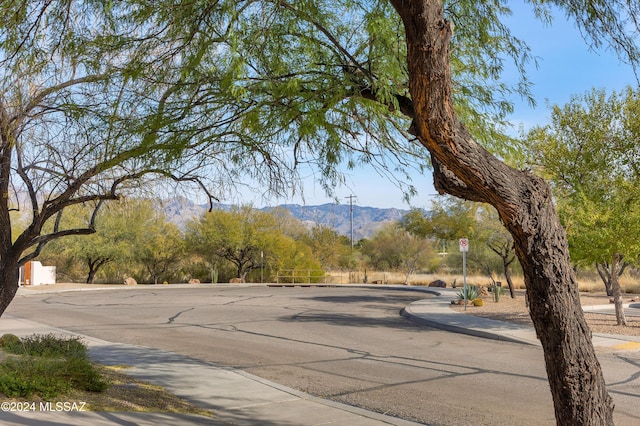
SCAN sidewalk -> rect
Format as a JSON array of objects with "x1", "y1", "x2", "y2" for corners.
[{"x1": 401, "y1": 288, "x2": 640, "y2": 350}]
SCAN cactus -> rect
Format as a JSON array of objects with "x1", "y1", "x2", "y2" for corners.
[
  {"x1": 494, "y1": 284, "x2": 503, "y2": 302},
  {"x1": 212, "y1": 267, "x2": 218, "y2": 284}
]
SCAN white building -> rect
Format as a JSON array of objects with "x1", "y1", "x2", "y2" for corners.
[{"x1": 19, "y1": 261, "x2": 56, "y2": 286}]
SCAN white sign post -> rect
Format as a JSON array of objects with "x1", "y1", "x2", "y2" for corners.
[{"x1": 459, "y1": 238, "x2": 469, "y2": 310}]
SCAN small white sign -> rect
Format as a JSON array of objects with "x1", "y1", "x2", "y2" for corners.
[{"x1": 459, "y1": 238, "x2": 469, "y2": 252}]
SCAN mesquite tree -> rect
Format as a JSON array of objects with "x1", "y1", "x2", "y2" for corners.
[
  {"x1": 0, "y1": 1, "x2": 282, "y2": 314},
  {"x1": 388, "y1": 1, "x2": 618, "y2": 422},
  {"x1": 220, "y1": 0, "x2": 638, "y2": 423}
]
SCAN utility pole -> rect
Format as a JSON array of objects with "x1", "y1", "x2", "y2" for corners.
[{"x1": 345, "y1": 195, "x2": 356, "y2": 252}]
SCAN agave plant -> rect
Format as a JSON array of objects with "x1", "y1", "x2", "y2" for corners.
[{"x1": 456, "y1": 285, "x2": 480, "y2": 302}]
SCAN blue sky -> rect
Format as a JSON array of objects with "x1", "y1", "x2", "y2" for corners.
[{"x1": 248, "y1": 3, "x2": 638, "y2": 210}]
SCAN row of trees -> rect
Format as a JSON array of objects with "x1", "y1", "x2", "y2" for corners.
[
  {"x1": 32, "y1": 143, "x2": 640, "y2": 302},
  {"x1": 34, "y1": 201, "x2": 352, "y2": 285},
  {"x1": 32, "y1": 195, "x2": 524, "y2": 288},
  {"x1": 361, "y1": 196, "x2": 519, "y2": 294}
]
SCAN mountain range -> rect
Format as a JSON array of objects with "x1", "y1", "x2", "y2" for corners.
[{"x1": 161, "y1": 197, "x2": 409, "y2": 240}]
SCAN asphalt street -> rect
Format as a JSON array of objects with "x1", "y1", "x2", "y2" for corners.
[{"x1": 4, "y1": 285, "x2": 640, "y2": 425}]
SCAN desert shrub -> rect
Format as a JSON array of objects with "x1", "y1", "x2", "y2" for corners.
[
  {"x1": 0, "y1": 333, "x2": 22, "y2": 352},
  {"x1": 4, "y1": 334, "x2": 87, "y2": 358},
  {"x1": 493, "y1": 285, "x2": 504, "y2": 302},
  {"x1": 0, "y1": 357, "x2": 72, "y2": 398},
  {"x1": 0, "y1": 334, "x2": 106, "y2": 398}
]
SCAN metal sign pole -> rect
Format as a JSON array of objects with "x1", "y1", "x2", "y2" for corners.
[
  {"x1": 463, "y1": 250, "x2": 467, "y2": 311},
  {"x1": 459, "y1": 238, "x2": 469, "y2": 311}
]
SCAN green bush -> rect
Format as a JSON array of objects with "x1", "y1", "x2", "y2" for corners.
[
  {"x1": 2, "y1": 334, "x2": 87, "y2": 358},
  {"x1": 0, "y1": 357, "x2": 72, "y2": 398},
  {"x1": 0, "y1": 334, "x2": 106, "y2": 398},
  {"x1": 0, "y1": 333, "x2": 22, "y2": 353},
  {"x1": 63, "y1": 357, "x2": 107, "y2": 392}
]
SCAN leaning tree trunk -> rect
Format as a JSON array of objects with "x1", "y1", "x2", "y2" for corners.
[
  {"x1": 503, "y1": 255, "x2": 516, "y2": 299},
  {"x1": 86, "y1": 260, "x2": 100, "y2": 284},
  {"x1": 390, "y1": 1, "x2": 614, "y2": 424}
]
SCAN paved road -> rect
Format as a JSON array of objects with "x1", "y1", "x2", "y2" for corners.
[{"x1": 5, "y1": 285, "x2": 640, "y2": 425}]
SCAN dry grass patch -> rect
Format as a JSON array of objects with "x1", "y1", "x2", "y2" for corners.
[
  {"x1": 75, "y1": 364, "x2": 213, "y2": 416},
  {"x1": 327, "y1": 269, "x2": 640, "y2": 295}
]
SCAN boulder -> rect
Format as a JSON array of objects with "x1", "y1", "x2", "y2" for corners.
[
  {"x1": 188, "y1": 278, "x2": 201, "y2": 284},
  {"x1": 123, "y1": 276, "x2": 137, "y2": 286},
  {"x1": 428, "y1": 279, "x2": 446, "y2": 288}
]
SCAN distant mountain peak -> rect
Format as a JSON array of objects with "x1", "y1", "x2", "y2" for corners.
[{"x1": 161, "y1": 197, "x2": 409, "y2": 239}]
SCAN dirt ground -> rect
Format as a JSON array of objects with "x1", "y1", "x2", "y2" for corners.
[{"x1": 450, "y1": 289, "x2": 640, "y2": 336}]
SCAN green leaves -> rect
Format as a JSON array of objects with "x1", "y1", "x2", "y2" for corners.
[
  {"x1": 527, "y1": 87, "x2": 640, "y2": 264},
  {"x1": 185, "y1": 205, "x2": 322, "y2": 280}
]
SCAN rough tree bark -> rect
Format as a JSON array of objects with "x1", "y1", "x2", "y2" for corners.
[
  {"x1": 0, "y1": 264, "x2": 20, "y2": 317},
  {"x1": 0, "y1": 104, "x2": 21, "y2": 316},
  {"x1": 389, "y1": 0, "x2": 614, "y2": 424}
]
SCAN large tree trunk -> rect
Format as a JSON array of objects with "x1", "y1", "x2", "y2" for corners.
[
  {"x1": 0, "y1": 263, "x2": 20, "y2": 316},
  {"x1": 390, "y1": 1, "x2": 614, "y2": 424},
  {"x1": 0, "y1": 102, "x2": 19, "y2": 317}
]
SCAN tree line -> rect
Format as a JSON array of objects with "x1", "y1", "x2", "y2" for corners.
[
  {"x1": 28, "y1": 195, "x2": 521, "y2": 288},
  {"x1": 30, "y1": 201, "x2": 346, "y2": 285},
  {"x1": 32, "y1": 137, "x2": 640, "y2": 306}
]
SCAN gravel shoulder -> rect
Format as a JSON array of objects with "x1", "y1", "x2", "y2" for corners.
[{"x1": 450, "y1": 289, "x2": 640, "y2": 336}]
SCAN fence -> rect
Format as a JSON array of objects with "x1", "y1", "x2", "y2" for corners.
[{"x1": 275, "y1": 270, "x2": 329, "y2": 284}]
